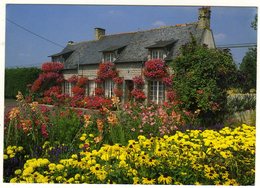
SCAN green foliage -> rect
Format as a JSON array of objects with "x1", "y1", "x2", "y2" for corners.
[
  {"x1": 251, "y1": 14, "x2": 257, "y2": 30},
  {"x1": 239, "y1": 48, "x2": 257, "y2": 92},
  {"x1": 227, "y1": 94, "x2": 256, "y2": 114},
  {"x1": 5, "y1": 67, "x2": 41, "y2": 98},
  {"x1": 171, "y1": 37, "x2": 237, "y2": 126}
]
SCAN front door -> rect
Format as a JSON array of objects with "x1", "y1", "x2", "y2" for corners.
[{"x1": 125, "y1": 80, "x2": 134, "y2": 102}]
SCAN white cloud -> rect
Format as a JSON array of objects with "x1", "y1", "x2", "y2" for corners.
[
  {"x1": 152, "y1": 20, "x2": 166, "y2": 27},
  {"x1": 214, "y1": 33, "x2": 227, "y2": 42}
]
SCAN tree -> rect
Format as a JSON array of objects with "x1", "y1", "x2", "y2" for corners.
[
  {"x1": 239, "y1": 14, "x2": 257, "y2": 92},
  {"x1": 239, "y1": 48, "x2": 257, "y2": 92},
  {"x1": 171, "y1": 37, "x2": 237, "y2": 127}
]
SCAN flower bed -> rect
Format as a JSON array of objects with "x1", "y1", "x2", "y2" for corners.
[{"x1": 5, "y1": 124, "x2": 255, "y2": 185}]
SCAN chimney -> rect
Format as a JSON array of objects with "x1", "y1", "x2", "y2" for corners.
[
  {"x1": 95, "y1": 28, "x2": 105, "y2": 40},
  {"x1": 67, "y1": 41, "x2": 74, "y2": 45},
  {"x1": 198, "y1": 7, "x2": 211, "y2": 29}
]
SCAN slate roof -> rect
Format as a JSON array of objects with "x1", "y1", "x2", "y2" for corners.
[{"x1": 50, "y1": 22, "x2": 206, "y2": 69}]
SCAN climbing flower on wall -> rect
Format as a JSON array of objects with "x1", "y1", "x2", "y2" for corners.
[
  {"x1": 144, "y1": 59, "x2": 168, "y2": 79},
  {"x1": 41, "y1": 62, "x2": 64, "y2": 73},
  {"x1": 97, "y1": 62, "x2": 118, "y2": 80}
]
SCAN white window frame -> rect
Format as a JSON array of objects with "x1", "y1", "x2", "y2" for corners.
[
  {"x1": 151, "y1": 49, "x2": 164, "y2": 59},
  {"x1": 64, "y1": 81, "x2": 72, "y2": 96},
  {"x1": 149, "y1": 81, "x2": 165, "y2": 104},
  {"x1": 104, "y1": 79, "x2": 114, "y2": 98},
  {"x1": 104, "y1": 52, "x2": 115, "y2": 62},
  {"x1": 88, "y1": 80, "x2": 96, "y2": 96}
]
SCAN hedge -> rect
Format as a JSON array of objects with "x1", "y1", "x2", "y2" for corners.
[{"x1": 5, "y1": 67, "x2": 41, "y2": 98}]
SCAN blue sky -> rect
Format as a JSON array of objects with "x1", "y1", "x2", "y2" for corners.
[{"x1": 5, "y1": 5, "x2": 257, "y2": 68}]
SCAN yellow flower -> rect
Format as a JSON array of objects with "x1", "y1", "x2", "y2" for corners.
[
  {"x1": 142, "y1": 177, "x2": 156, "y2": 184},
  {"x1": 158, "y1": 174, "x2": 172, "y2": 184},
  {"x1": 10, "y1": 177, "x2": 18, "y2": 183},
  {"x1": 80, "y1": 136, "x2": 86, "y2": 141},
  {"x1": 16, "y1": 91, "x2": 24, "y2": 101},
  {"x1": 56, "y1": 164, "x2": 64, "y2": 171},
  {"x1": 29, "y1": 101, "x2": 39, "y2": 111},
  {"x1": 56, "y1": 176, "x2": 63, "y2": 182},
  {"x1": 133, "y1": 177, "x2": 139, "y2": 184},
  {"x1": 15, "y1": 169, "x2": 22, "y2": 175},
  {"x1": 3, "y1": 154, "x2": 8, "y2": 160}
]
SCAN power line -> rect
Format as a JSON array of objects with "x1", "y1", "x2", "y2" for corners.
[{"x1": 6, "y1": 18, "x2": 65, "y2": 48}]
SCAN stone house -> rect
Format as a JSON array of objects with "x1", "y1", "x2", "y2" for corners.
[{"x1": 49, "y1": 7, "x2": 215, "y2": 104}]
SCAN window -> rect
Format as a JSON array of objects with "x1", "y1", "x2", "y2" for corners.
[
  {"x1": 64, "y1": 81, "x2": 72, "y2": 96},
  {"x1": 151, "y1": 49, "x2": 164, "y2": 59},
  {"x1": 149, "y1": 81, "x2": 165, "y2": 104},
  {"x1": 104, "y1": 79, "x2": 114, "y2": 98},
  {"x1": 88, "y1": 80, "x2": 96, "y2": 96},
  {"x1": 104, "y1": 52, "x2": 115, "y2": 62}
]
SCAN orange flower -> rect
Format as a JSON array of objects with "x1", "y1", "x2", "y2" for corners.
[
  {"x1": 20, "y1": 119, "x2": 32, "y2": 133},
  {"x1": 83, "y1": 114, "x2": 92, "y2": 128},
  {"x1": 8, "y1": 107, "x2": 20, "y2": 120},
  {"x1": 94, "y1": 135, "x2": 103, "y2": 143},
  {"x1": 96, "y1": 119, "x2": 104, "y2": 132},
  {"x1": 107, "y1": 112, "x2": 118, "y2": 125},
  {"x1": 29, "y1": 102, "x2": 39, "y2": 111},
  {"x1": 111, "y1": 96, "x2": 120, "y2": 106}
]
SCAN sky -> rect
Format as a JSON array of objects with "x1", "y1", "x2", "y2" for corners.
[{"x1": 5, "y1": 5, "x2": 257, "y2": 68}]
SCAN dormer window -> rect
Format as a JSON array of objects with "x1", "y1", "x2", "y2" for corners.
[
  {"x1": 104, "y1": 52, "x2": 115, "y2": 62},
  {"x1": 151, "y1": 49, "x2": 165, "y2": 59}
]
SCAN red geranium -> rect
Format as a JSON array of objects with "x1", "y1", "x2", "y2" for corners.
[
  {"x1": 97, "y1": 62, "x2": 118, "y2": 80},
  {"x1": 77, "y1": 77, "x2": 88, "y2": 87},
  {"x1": 72, "y1": 86, "x2": 85, "y2": 96},
  {"x1": 131, "y1": 88, "x2": 146, "y2": 101},
  {"x1": 95, "y1": 87, "x2": 104, "y2": 96},
  {"x1": 113, "y1": 88, "x2": 123, "y2": 97},
  {"x1": 144, "y1": 59, "x2": 168, "y2": 78},
  {"x1": 44, "y1": 86, "x2": 62, "y2": 97},
  {"x1": 133, "y1": 75, "x2": 145, "y2": 86},
  {"x1": 162, "y1": 75, "x2": 174, "y2": 87},
  {"x1": 41, "y1": 62, "x2": 64, "y2": 72},
  {"x1": 68, "y1": 75, "x2": 78, "y2": 83},
  {"x1": 113, "y1": 77, "x2": 123, "y2": 85},
  {"x1": 84, "y1": 96, "x2": 112, "y2": 109}
]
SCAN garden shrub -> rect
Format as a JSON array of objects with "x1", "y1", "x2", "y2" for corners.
[
  {"x1": 171, "y1": 36, "x2": 237, "y2": 127},
  {"x1": 5, "y1": 67, "x2": 41, "y2": 98}
]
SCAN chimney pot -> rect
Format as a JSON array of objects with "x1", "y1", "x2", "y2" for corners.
[
  {"x1": 95, "y1": 28, "x2": 106, "y2": 40},
  {"x1": 67, "y1": 41, "x2": 74, "y2": 45}
]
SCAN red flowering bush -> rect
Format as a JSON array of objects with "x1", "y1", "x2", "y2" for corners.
[
  {"x1": 72, "y1": 86, "x2": 85, "y2": 96},
  {"x1": 67, "y1": 75, "x2": 78, "y2": 84},
  {"x1": 166, "y1": 90, "x2": 176, "y2": 102},
  {"x1": 31, "y1": 79, "x2": 42, "y2": 92},
  {"x1": 144, "y1": 59, "x2": 168, "y2": 78},
  {"x1": 84, "y1": 96, "x2": 112, "y2": 109},
  {"x1": 113, "y1": 77, "x2": 123, "y2": 85},
  {"x1": 163, "y1": 75, "x2": 174, "y2": 87},
  {"x1": 77, "y1": 77, "x2": 88, "y2": 87},
  {"x1": 113, "y1": 88, "x2": 123, "y2": 97},
  {"x1": 95, "y1": 78, "x2": 103, "y2": 84},
  {"x1": 131, "y1": 88, "x2": 146, "y2": 101},
  {"x1": 97, "y1": 62, "x2": 118, "y2": 80},
  {"x1": 95, "y1": 87, "x2": 104, "y2": 96},
  {"x1": 44, "y1": 86, "x2": 62, "y2": 97},
  {"x1": 41, "y1": 62, "x2": 64, "y2": 72},
  {"x1": 133, "y1": 75, "x2": 145, "y2": 86}
]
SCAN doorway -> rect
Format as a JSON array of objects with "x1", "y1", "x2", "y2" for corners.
[{"x1": 125, "y1": 80, "x2": 134, "y2": 102}]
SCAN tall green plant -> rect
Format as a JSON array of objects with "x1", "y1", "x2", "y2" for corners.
[{"x1": 171, "y1": 36, "x2": 237, "y2": 126}]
